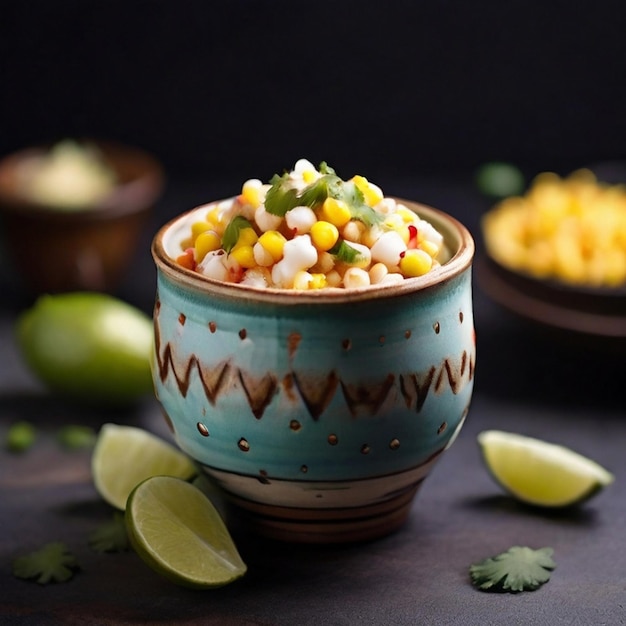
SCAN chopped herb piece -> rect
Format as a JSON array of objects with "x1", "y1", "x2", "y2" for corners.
[
  {"x1": 470, "y1": 546, "x2": 555, "y2": 593},
  {"x1": 57, "y1": 425, "x2": 96, "y2": 450},
  {"x1": 223, "y1": 216, "x2": 254, "y2": 253},
  {"x1": 264, "y1": 163, "x2": 382, "y2": 227},
  {"x1": 329, "y1": 239, "x2": 364, "y2": 264},
  {"x1": 264, "y1": 173, "x2": 301, "y2": 216},
  {"x1": 6, "y1": 420, "x2": 37, "y2": 453},
  {"x1": 88, "y1": 512, "x2": 129, "y2": 553},
  {"x1": 12, "y1": 542, "x2": 80, "y2": 585}
]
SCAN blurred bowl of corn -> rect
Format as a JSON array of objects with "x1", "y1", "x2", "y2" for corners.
[
  {"x1": 0, "y1": 138, "x2": 164, "y2": 294},
  {"x1": 479, "y1": 168, "x2": 626, "y2": 337}
]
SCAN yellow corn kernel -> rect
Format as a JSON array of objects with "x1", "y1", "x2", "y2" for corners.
[
  {"x1": 383, "y1": 214, "x2": 405, "y2": 232},
  {"x1": 310, "y1": 273, "x2": 327, "y2": 289},
  {"x1": 230, "y1": 245, "x2": 257, "y2": 269},
  {"x1": 396, "y1": 206, "x2": 416, "y2": 223},
  {"x1": 302, "y1": 169, "x2": 318, "y2": 184},
  {"x1": 310, "y1": 220, "x2": 339, "y2": 251},
  {"x1": 236, "y1": 227, "x2": 258, "y2": 248},
  {"x1": 191, "y1": 220, "x2": 214, "y2": 240},
  {"x1": 321, "y1": 197, "x2": 351, "y2": 227},
  {"x1": 352, "y1": 175, "x2": 384, "y2": 206},
  {"x1": 399, "y1": 249, "x2": 433, "y2": 277},
  {"x1": 293, "y1": 270, "x2": 313, "y2": 290},
  {"x1": 194, "y1": 230, "x2": 222, "y2": 262},
  {"x1": 419, "y1": 239, "x2": 440, "y2": 259},
  {"x1": 205, "y1": 207, "x2": 227, "y2": 235},
  {"x1": 241, "y1": 178, "x2": 263, "y2": 208},
  {"x1": 258, "y1": 230, "x2": 287, "y2": 262},
  {"x1": 369, "y1": 262, "x2": 389, "y2": 284}
]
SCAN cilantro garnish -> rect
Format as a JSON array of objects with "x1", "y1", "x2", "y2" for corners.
[
  {"x1": 6, "y1": 421, "x2": 37, "y2": 453},
  {"x1": 12, "y1": 542, "x2": 80, "y2": 585},
  {"x1": 223, "y1": 215, "x2": 254, "y2": 253},
  {"x1": 264, "y1": 162, "x2": 382, "y2": 227},
  {"x1": 328, "y1": 239, "x2": 364, "y2": 264},
  {"x1": 57, "y1": 425, "x2": 96, "y2": 450},
  {"x1": 469, "y1": 546, "x2": 555, "y2": 593},
  {"x1": 88, "y1": 512, "x2": 129, "y2": 553}
]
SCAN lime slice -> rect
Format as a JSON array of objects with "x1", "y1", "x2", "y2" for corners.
[
  {"x1": 92, "y1": 424, "x2": 197, "y2": 510},
  {"x1": 125, "y1": 476, "x2": 247, "y2": 589},
  {"x1": 478, "y1": 430, "x2": 614, "y2": 507}
]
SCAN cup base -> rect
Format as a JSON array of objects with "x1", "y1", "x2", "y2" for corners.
[{"x1": 224, "y1": 484, "x2": 421, "y2": 544}]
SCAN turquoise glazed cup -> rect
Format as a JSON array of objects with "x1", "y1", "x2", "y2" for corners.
[{"x1": 151, "y1": 198, "x2": 475, "y2": 543}]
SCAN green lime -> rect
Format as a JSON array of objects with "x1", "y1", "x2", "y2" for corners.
[
  {"x1": 92, "y1": 423, "x2": 197, "y2": 510},
  {"x1": 125, "y1": 475, "x2": 247, "y2": 589},
  {"x1": 478, "y1": 430, "x2": 614, "y2": 507},
  {"x1": 16, "y1": 292, "x2": 154, "y2": 403},
  {"x1": 475, "y1": 161, "x2": 525, "y2": 198}
]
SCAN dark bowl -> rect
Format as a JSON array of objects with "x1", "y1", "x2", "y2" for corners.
[
  {"x1": 477, "y1": 253, "x2": 626, "y2": 338},
  {"x1": 0, "y1": 140, "x2": 164, "y2": 294}
]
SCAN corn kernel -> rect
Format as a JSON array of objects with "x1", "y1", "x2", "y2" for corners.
[
  {"x1": 236, "y1": 227, "x2": 259, "y2": 248},
  {"x1": 396, "y1": 206, "x2": 416, "y2": 223},
  {"x1": 342, "y1": 220, "x2": 365, "y2": 243},
  {"x1": 399, "y1": 249, "x2": 433, "y2": 277},
  {"x1": 321, "y1": 197, "x2": 351, "y2": 227},
  {"x1": 369, "y1": 262, "x2": 389, "y2": 284},
  {"x1": 191, "y1": 220, "x2": 214, "y2": 240},
  {"x1": 194, "y1": 230, "x2": 222, "y2": 262},
  {"x1": 310, "y1": 220, "x2": 339, "y2": 251},
  {"x1": 241, "y1": 178, "x2": 264, "y2": 208},
  {"x1": 343, "y1": 267, "x2": 371, "y2": 289},
  {"x1": 302, "y1": 169, "x2": 318, "y2": 184},
  {"x1": 293, "y1": 270, "x2": 313, "y2": 290},
  {"x1": 419, "y1": 239, "x2": 440, "y2": 259},
  {"x1": 230, "y1": 245, "x2": 257, "y2": 269},
  {"x1": 310, "y1": 273, "x2": 327, "y2": 289},
  {"x1": 352, "y1": 175, "x2": 384, "y2": 206},
  {"x1": 325, "y1": 269, "x2": 342, "y2": 287},
  {"x1": 258, "y1": 230, "x2": 287, "y2": 262}
]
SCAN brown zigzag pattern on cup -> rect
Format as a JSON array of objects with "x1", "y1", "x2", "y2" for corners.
[{"x1": 154, "y1": 313, "x2": 475, "y2": 420}]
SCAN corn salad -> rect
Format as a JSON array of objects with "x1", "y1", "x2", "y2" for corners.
[
  {"x1": 482, "y1": 169, "x2": 626, "y2": 287},
  {"x1": 175, "y1": 160, "x2": 445, "y2": 290}
]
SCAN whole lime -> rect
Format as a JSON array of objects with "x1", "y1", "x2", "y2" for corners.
[{"x1": 17, "y1": 292, "x2": 154, "y2": 403}]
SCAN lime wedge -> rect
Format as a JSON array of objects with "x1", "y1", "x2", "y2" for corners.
[
  {"x1": 92, "y1": 424, "x2": 197, "y2": 510},
  {"x1": 478, "y1": 430, "x2": 614, "y2": 507},
  {"x1": 125, "y1": 476, "x2": 247, "y2": 589}
]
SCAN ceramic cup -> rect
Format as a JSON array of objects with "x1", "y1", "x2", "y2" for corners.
[{"x1": 151, "y1": 198, "x2": 475, "y2": 543}]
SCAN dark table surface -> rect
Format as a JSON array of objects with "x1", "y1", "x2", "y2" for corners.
[{"x1": 1, "y1": 175, "x2": 625, "y2": 626}]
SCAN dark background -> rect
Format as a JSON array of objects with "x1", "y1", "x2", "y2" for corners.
[{"x1": 2, "y1": 0, "x2": 626, "y2": 186}]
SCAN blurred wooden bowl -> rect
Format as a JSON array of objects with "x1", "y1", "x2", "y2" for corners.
[{"x1": 0, "y1": 140, "x2": 164, "y2": 294}]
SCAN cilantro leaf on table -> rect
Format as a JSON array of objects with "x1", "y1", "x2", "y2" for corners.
[
  {"x1": 88, "y1": 512, "x2": 129, "y2": 553},
  {"x1": 57, "y1": 424, "x2": 96, "y2": 450},
  {"x1": 469, "y1": 546, "x2": 555, "y2": 593},
  {"x1": 12, "y1": 542, "x2": 80, "y2": 584},
  {"x1": 6, "y1": 420, "x2": 37, "y2": 453}
]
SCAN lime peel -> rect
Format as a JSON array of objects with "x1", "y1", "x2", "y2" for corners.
[
  {"x1": 92, "y1": 423, "x2": 197, "y2": 510},
  {"x1": 125, "y1": 476, "x2": 247, "y2": 589},
  {"x1": 478, "y1": 430, "x2": 614, "y2": 508}
]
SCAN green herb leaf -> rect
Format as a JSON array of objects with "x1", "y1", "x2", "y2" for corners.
[
  {"x1": 88, "y1": 512, "x2": 129, "y2": 553},
  {"x1": 264, "y1": 173, "x2": 301, "y2": 216},
  {"x1": 12, "y1": 542, "x2": 80, "y2": 585},
  {"x1": 6, "y1": 421, "x2": 37, "y2": 453},
  {"x1": 328, "y1": 239, "x2": 364, "y2": 264},
  {"x1": 222, "y1": 215, "x2": 253, "y2": 253},
  {"x1": 470, "y1": 546, "x2": 555, "y2": 593},
  {"x1": 318, "y1": 161, "x2": 335, "y2": 175},
  {"x1": 57, "y1": 425, "x2": 96, "y2": 450}
]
